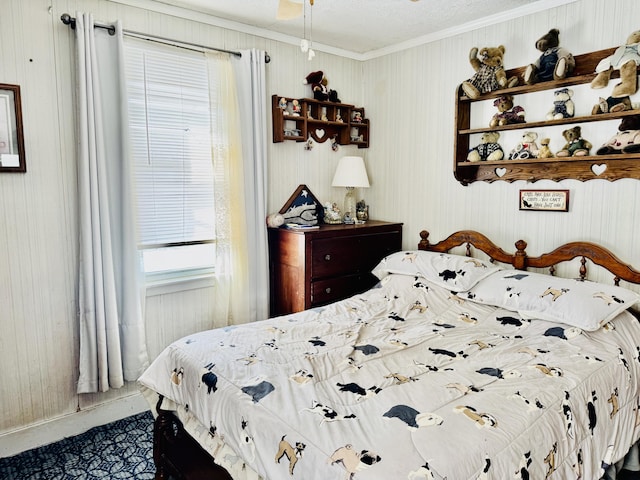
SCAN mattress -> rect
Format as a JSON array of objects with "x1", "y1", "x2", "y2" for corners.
[{"x1": 139, "y1": 268, "x2": 640, "y2": 480}]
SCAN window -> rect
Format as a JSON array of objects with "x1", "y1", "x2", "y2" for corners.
[{"x1": 124, "y1": 39, "x2": 216, "y2": 280}]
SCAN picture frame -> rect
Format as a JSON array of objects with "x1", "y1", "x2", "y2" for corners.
[
  {"x1": 519, "y1": 189, "x2": 569, "y2": 212},
  {"x1": 279, "y1": 184, "x2": 323, "y2": 225},
  {"x1": 0, "y1": 83, "x2": 25, "y2": 173}
]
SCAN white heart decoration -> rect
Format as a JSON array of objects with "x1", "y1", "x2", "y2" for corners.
[
  {"x1": 495, "y1": 167, "x2": 507, "y2": 178},
  {"x1": 315, "y1": 128, "x2": 325, "y2": 139},
  {"x1": 592, "y1": 164, "x2": 607, "y2": 176}
]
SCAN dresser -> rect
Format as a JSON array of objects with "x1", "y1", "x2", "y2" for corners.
[{"x1": 268, "y1": 220, "x2": 403, "y2": 316}]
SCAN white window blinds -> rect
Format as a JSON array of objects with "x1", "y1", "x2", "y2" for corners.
[{"x1": 124, "y1": 39, "x2": 216, "y2": 275}]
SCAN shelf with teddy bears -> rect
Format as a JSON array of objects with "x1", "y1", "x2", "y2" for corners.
[
  {"x1": 454, "y1": 28, "x2": 640, "y2": 185},
  {"x1": 272, "y1": 71, "x2": 369, "y2": 149}
]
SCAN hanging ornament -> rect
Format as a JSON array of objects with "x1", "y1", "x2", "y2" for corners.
[{"x1": 299, "y1": 0, "x2": 314, "y2": 60}]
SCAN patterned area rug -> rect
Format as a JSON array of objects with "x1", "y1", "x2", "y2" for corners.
[{"x1": 0, "y1": 411, "x2": 155, "y2": 479}]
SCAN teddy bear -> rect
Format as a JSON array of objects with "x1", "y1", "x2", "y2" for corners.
[
  {"x1": 591, "y1": 30, "x2": 640, "y2": 98},
  {"x1": 596, "y1": 115, "x2": 640, "y2": 155},
  {"x1": 524, "y1": 29, "x2": 575, "y2": 85},
  {"x1": 467, "y1": 132, "x2": 504, "y2": 162},
  {"x1": 490, "y1": 94, "x2": 525, "y2": 127},
  {"x1": 556, "y1": 126, "x2": 592, "y2": 157},
  {"x1": 461, "y1": 45, "x2": 518, "y2": 99},
  {"x1": 508, "y1": 132, "x2": 540, "y2": 159},
  {"x1": 537, "y1": 138, "x2": 554, "y2": 158},
  {"x1": 591, "y1": 95, "x2": 638, "y2": 115},
  {"x1": 304, "y1": 70, "x2": 340, "y2": 102},
  {"x1": 547, "y1": 88, "x2": 574, "y2": 120}
]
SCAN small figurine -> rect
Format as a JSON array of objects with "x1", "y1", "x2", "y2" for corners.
[
  {"x1": 331, "y1": 136, "x2": 339, "y2": 152},
  {"x1": 321, "y1": 107, "x2": 328, "y2": 121},
  {"x1": 356, "y1": 200, "x2": 369, "y2": 222},
  {"x1": 278, "y1": 97, "x2": 288, "y2": 110},
  {"x1": 352, "y1": 111, "x2": 362, "y2": 123},
  {"x1": 323, "y1": 202, "x2": 342, "y2": 224},
  {"x1": 336, "y1": 109, "x2": 343, "y2": 122},
  {"x1": 291, "y1": 99, "x2": 301, "y2": 116},
  {"x1": 537, "y1": 138, "x2": 554, "y2": 159}
]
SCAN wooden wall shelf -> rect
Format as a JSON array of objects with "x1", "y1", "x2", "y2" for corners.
[
  {"x1": 454, "y1": 46, "x2": 640, "y2": 184},
  {"x1": 272, "y1": 95, "x2": 369, "y2": 148}
]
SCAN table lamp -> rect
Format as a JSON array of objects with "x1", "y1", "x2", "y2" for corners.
[{"x1": 331, "y1": 156, "x2": 370, "y2": 224}]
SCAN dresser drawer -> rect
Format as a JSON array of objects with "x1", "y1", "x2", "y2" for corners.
[
  {"x1": 311, "y1": 273, "x2": 378, "y2": 306},
  {"x1": 311, "y1": 232, "x2": 399, "y2": 278},
  {"x1": 269, "y1": 221, "x2": 402, "y2": 316}
]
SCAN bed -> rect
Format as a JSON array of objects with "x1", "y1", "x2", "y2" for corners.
[{"x1": 139, "y1": 229, "x2": 640, "y2": 480}]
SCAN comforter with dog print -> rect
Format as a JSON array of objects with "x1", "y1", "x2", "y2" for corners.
[{"x1": 139, "y1": 273, "x2": 640, "y2": 480}]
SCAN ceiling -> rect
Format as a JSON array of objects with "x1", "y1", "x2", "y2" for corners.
[{"x1": 135, "y1": 0, "x2": 577, "y2": 59}]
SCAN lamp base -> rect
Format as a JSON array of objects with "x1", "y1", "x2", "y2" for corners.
[{"x1": 342, "y1": 187, "x2": 356, "y2": 224}]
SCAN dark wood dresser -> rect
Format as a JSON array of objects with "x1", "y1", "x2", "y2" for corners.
[{"x1": 268, "y1": 220, "x2": 403, "y2": 316}]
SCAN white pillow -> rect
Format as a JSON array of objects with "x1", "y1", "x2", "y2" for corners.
[
  {"x1": 371, "y1": 250, "x2": 502, "y2": 292},
  {"x1": 459, "y1": 270, "x2": 639, "y2": 331}
]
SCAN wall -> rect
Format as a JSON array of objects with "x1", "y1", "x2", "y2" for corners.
[
  {"x1": 2, "y1": 0, "x2": 640, "y2": 454},
  {"x1": 0, "y1": 0, "x2": 363, "y2": 450},
  {"x1": 362, "y1": 0, "x2": 640, "y2": 280}
]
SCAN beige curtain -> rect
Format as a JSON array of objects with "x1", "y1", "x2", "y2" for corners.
[{"x1": 208, "y1": 52, "x2": 251, "y2": 326}]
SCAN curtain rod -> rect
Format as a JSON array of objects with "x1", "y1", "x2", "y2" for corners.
[{"x1": 60, "y1": 13, "x2": 271, "y2": 63}]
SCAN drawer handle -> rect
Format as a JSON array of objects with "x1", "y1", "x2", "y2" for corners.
[
  {"x1": 324, "y1": 254, "x2": 331, "y2": 261},
  {"x1": 325, "y1": 287, "x2": 332, "y2": 294}
]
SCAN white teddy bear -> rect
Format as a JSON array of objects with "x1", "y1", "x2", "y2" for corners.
[
  {"x1": 547, "y1": 88, "x2": 575, "y2": 120},
  {"x1": 509, "y1": 132, "x2": 540, "y2": 159}
]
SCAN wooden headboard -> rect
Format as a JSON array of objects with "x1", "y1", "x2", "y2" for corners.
[{"x1": 418, "y1": 230, "x2": 640, "y2": 286}]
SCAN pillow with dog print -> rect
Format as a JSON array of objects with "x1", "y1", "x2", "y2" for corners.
[
  {"x1": 458, "y1": 269, "x2": 639, "y2": 330},
  {"x1": 371, "y1": 250, "x2": 502, "y2": 292}
]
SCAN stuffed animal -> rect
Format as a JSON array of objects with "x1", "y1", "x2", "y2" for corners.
[
  {"x1": 490, "y1": 94, "x2": 525, "y2": 127},
  {"x1": 591, "y1": 95, "x2": 638, "y2": 115},
  {"x1": 556, "y1": 126, "x2": 592, "y2": 157},
  {"x1": 596, "y1": 115, "x2": 640, "y2": 155},
  {"x1": 461, "y1": 46, "x2": 518, "y2": 99},
  {"x1": 591, "y1": 30, "x2": 640, "y2": 98},
  {"x1": 538, "y1": 138, "x2": 554, "y2": 158},
  {"x1": 547, "y1": 88, "x2": 574, "y2": 120},
  {"x1": 304, "y1": 70, "x2": 340, "y2": 102},
  {"x1": 524, "y1": 29, "x2": 575, "y2": 85},
  {"x1": 508, "y1": 132, "x2": 539, "y2": 159},
  {"x1": 467, "y1": 132, "x2": 504, "y2": 162}
]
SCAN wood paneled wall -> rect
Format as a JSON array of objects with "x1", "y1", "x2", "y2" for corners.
[{"x1": 1, "y1": 0, "x2": 639, "y2": 450}]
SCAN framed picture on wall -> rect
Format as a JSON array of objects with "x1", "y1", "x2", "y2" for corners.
[{"x1": 0, "y1": 83, "x2": 25, "y2": 173}]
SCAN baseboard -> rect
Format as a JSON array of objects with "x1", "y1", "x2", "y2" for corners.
[{"x1": 0, "y1": 393, "x2": 149, "y2": 458}]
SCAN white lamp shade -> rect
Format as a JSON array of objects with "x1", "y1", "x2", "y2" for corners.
[{"x1": 331, "y1": 156, "x2": 370, "y2": 188}]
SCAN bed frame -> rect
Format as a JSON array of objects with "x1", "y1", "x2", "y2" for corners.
[{"x1": 152, "y1": 229, "x2": 640, "y2": 480}]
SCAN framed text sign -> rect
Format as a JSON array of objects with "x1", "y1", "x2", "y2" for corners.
[
  {"x1": 519, "y1": 189, "x2": 569, "y2": 212},
  {"x1": 0, "y1": 83, "x2": 25, "y2": 172}
]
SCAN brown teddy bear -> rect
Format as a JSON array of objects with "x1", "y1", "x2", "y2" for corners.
[
  {"x1": 597, "y1": 115, "x2": 640, "y2": 155},
  {"x1": 461, "y1": 46, "x2": 518, "y2": 99},
  {"x1": 490, "y1": 94, "x2": 525, "y2": 127},
  {"x1": 556, "y1": 126, "x2": 592, "y2": 157},
  {"x1": 591, "y1": 30, "x2": 640, "y2": 98},
  {"x1": 591, "y1": 95, "x2": 637, "y2": 115},
  {"x1": 304, "y1": 71, "x2": 340, "y2": 102},
  {"x1": 524, "y1": 29, "x2": 575, "y2": 85},
  {"x1": 467, "y1": 132, "x2": 504, "y2": 162}
]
